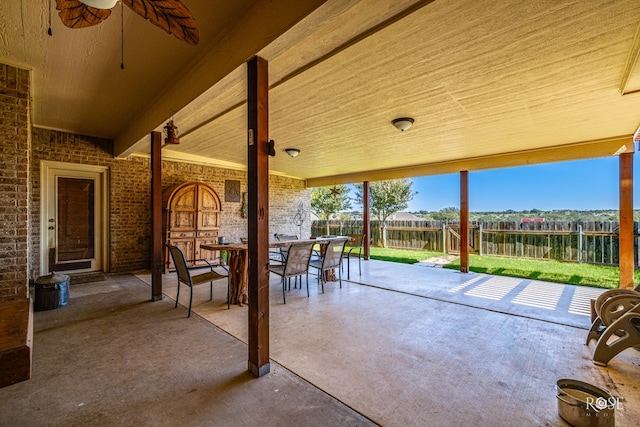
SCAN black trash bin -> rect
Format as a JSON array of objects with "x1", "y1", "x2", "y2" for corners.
[{"x1": 34, "y1": 273, "x2": 70, "y2": 311}]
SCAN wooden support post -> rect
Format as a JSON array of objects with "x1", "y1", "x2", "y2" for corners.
[
  {"x1": 151, "y1": 131, "x2": 163, "y2": 301},
  {"x1": 619, "y1": 152, "x2": 634, "y2": 289},
  {"x1": 460, "y1": 171, "x2": 469, "y2": 273},
  {"x1": 247, "y1": 56, "x2": 270, "y2": 377},
  {"x1": 363, "y1": 181, "x2": 370, "y2": 260}
]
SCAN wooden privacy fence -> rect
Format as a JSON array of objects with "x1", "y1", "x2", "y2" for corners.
[{"x1": 311, "y1": 220, "x2": 640, "y2": 266}]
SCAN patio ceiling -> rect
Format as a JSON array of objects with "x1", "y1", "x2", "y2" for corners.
[{"x1": 2, "y1": 0, "x2": 640, "y2": 185}]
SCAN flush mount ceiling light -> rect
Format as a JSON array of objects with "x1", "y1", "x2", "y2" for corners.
[
  {"x1": 285, "y1": 148, "x2": 300, "y2": 157},
  {"x1": 391, "y1": 117, "x2": 414, "y2": 131}
]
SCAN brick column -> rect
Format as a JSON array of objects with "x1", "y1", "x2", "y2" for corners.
[{"x1": 0, "y1": 63, "x2": 30, "y2": 301}]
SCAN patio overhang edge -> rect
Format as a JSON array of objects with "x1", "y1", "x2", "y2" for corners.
[{"x1": 306, "y1": 135, "x2": 635, "y2": 187}]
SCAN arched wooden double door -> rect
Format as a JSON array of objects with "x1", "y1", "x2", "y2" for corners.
[{"x1": 163, "y1": 182, "x2": 221, "y2": 271}]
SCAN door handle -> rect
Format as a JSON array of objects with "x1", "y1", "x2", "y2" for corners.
[{"x1": 48, "y1": 226, "x2": 55, "y2": 230}]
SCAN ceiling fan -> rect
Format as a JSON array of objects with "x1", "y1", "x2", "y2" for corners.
[{"x1": 55, "y1": 0, "x2": 199, "y2": 45}]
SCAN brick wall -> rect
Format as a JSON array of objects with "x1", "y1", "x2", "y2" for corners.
[
  {"x1": 30, "y1": 128, "x2": 149, "y2": 278},
  {"x1": 0, "y1": 61, "x2": 310, "y2": 299},
  {"x1": 162, "y1": 162, "x2": 311, "y2": 242},
  {"x1": 0, "y1": 64, "x2": 30, "y2": 301},
  {"x1": 29, "y1": 128, "x2": 310, "y2": 281},
  {"x1": 269, "y1": 174, "x2": 311, "y2": 239}
]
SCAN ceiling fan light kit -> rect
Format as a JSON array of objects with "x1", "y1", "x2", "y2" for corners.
[
  {"x1": 56, "y1": 0, "x2": 200, "y2": 45},
  {"x1": 79, "y1": 0, "x2": 118, "y2": 8},
  {"x1": 392, "y1": 117, "x2": 414, "y2": 131}
]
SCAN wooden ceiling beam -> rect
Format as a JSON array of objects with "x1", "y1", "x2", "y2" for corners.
[{"x1": 114, "y1": 0, "x2": 328, "y2": 158}]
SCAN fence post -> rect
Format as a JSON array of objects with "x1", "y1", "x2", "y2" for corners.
[
  {"x1": 479, "y1": 224, "x2": 483, "y2": 256},
  {"x1": 578, "y1": 224, "x2": 583, "y2": 263},
  {"x1": 442, "y1": 223, "x2": 446, "y2": 254}
]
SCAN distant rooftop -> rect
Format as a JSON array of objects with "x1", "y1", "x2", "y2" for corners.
[{"x1": 389, "y1": 212, "x2": 422, "y2": 221}]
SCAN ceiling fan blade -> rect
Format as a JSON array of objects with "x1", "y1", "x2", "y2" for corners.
[
  {"x1": 56, "y1": 0, "x2": 112, "y2": 29},
  {"x1": 123, "y1": 0, "x2": 200, "y2": 45}
]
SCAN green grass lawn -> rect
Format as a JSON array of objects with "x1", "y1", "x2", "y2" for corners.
[
  {"x1": 367, "y1": 247, "x2": 638, "y2": 289},
  {"x1": 368, "y1": 247, "x2": 444, "y2": 264}
]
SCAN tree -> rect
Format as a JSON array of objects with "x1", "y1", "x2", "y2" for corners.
[
  {"x1": 354, "y1": 179, "x2": 416, "y2": 247},
  {"x1": 432, "y1": 207, "x2": 460, "y2": 221},
  {"x1": 310, "y1": 185, "x2": 352, "y2": 234}
]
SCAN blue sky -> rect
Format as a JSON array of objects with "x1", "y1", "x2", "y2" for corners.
[{"x1": 401, "y1": 157, "x2": 638, "y2": 212}]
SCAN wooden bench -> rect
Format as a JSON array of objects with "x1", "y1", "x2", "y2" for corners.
[{"x1": 0, "y1": 298, "x2": 33, "y2": 388}]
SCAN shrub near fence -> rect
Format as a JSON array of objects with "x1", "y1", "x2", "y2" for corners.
[{"x1": 311, "y1": 220, "x2": 640, "y2": 267}]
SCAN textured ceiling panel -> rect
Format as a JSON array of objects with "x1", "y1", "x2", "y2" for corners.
[{"x1": 2, "y1": 0, "x2": 640, "y2": 183}]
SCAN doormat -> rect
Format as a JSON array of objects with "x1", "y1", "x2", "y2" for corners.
[{"x1": 69, "y1": 273, "x2": 106, "y2": 285}]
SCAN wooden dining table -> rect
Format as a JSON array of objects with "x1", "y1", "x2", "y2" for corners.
[{"x1": 200, "y1": 236, "x2": 349, "y2": 306}]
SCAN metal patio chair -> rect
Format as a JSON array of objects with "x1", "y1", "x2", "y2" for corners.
[
  {"x1": 309, "y1": 239, "x2": 346, "y2": 293},
  {"x1": 273, "y1": 233, "x2": 299, "y2": 264},
  {"x1": 167, "y1": 244, "x2": 230, "y2": 317},
  {"x1": 268, "y1": 242, "x2": 314, "y2": 304},
  {"x1": 342, "y1": 233, "x2": 363, "y2": 279}
]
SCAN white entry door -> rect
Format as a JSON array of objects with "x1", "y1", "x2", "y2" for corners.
[{"x1": 41, "y1": 161, "x2": 109, "y2": 275}]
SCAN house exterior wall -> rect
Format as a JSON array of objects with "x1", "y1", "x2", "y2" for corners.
[
  {"x1": 0, "y1": 63, "x2": 310, "y2": 301},
  {"x1": 27, "y1": 129, "x2": 310, "y2": 284},
  {"x1": 29, "y1": 128, "x2": 149, "y2": 278},
  {"x1": 0, "y1": 64, "x2": 30, "y2": 301},
  {"x1": 161, "y1": 162, "x2": 311, "y2": 244}
]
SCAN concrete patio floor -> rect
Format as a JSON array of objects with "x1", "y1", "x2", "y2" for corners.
[
  {"x1": 347, "y1": 259, "x2": 603, "y2": 329},
  {"x1": 1, "y1": 259, "x2": 639, "y2": 426}
]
